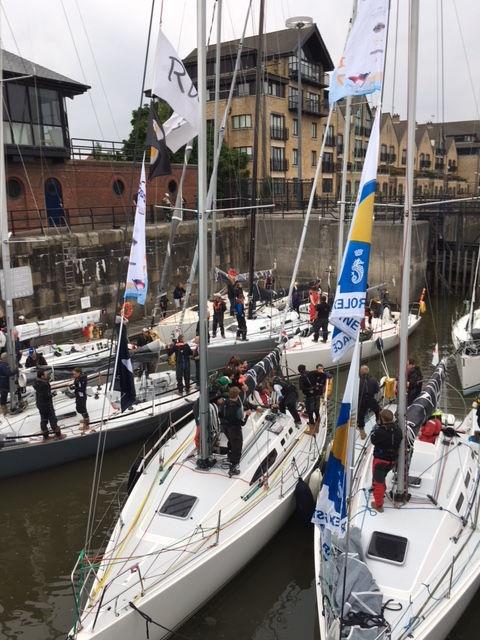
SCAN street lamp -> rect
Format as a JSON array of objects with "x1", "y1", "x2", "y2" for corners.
[{"x1": 286, "y1": 15, "x2": 313, "y2": 211}]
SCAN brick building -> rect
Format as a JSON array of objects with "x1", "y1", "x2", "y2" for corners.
[{"x1": 4, "y1": 50, "x2": 196, "y2": 233}]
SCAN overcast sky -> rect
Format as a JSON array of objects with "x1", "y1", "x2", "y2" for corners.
[{"x1": 2, "y1": 0, "x2": 479, "y2": 142}]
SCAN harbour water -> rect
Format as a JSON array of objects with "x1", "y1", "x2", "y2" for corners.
[{"x1": 0, "y1": 295, "x2": 478, "y2": 639}]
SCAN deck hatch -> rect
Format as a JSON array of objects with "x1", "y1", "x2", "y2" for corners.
[
  {"x1": 455, "y1": 493, "x2": 464, "y2": 513},
  {"x1": 159, "y1": 493, "x2": 197, "y2": 519},
  {"x1": 367, "y1": 531, "x2": 408, "y2": 565}
]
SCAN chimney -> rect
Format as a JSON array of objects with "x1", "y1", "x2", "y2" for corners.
[{"x1": 392, "y1": 113, "x2": 400, "y2": 123}]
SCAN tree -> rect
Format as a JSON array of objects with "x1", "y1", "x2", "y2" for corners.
[{"x1": 121, "y1": 102, "x2": 250, "y2": 196}]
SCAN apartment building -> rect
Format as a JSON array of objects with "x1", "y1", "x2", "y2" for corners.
[{"x1": 185, "y1": 25, "x2": 475, "y2": 202}]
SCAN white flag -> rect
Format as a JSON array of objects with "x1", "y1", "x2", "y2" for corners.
[
  {"x1": 125, "y1": 160, "x2": 148, "y2": 305},
  {"x1": 163, "y1": 112, "x2": 197, "y2": 153},
  {"x1": 329, "y1": 0, "x2": 389, "y2": 105},
  {"x1": 432, "y1": 343, "x2": 439, "y2": 366},
  {"x1": 151, "y1": 30, "x2": 200, "y2": 134}
]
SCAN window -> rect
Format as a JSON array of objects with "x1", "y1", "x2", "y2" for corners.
[
  {"x1": 322, "y1": 178, "x2": 333, "y2": 193},
  {"x1": 367, "y1": 531, "x2": 408, "y2": 565},
  {"x1": 237, "y1": 83, "x2": 250, "y2": 97},
  {"x1": 264, "y1": 81, "x2": 284, "y2": 97},
  {"x1": 232, "y1": 114, "x2": 252, "y2": 129},
  {"x1": 346, "y1": 181, "x2": 351, "y2": 195},
  {"x1": 401, "y1": 148, "x2": 407, "y2": 165},
  {"x1": 272, "y1": 179, "x2": 286, "y2": 196},
  {"x1": 7, "y1": 177, "x2": 23, "y2": 199},
  {"x1": 311, "y1": 122, "x2": 317, "y2": 139},
  {"x1": 235, "y1": 146, "x2": 253, "y2": 157},
  {"x1": 293, "y1": 118, "x2": 298, "y2": 137},
  {"x1": 325, "y1": 125, "x2": 334, "y2": 145},
  {"x1": 337, "y1": 133, "x2": 344, "y2": 153},
  {"x1": 113, "y1": 179, "x2": 125, "y2": 196},
  {"x1": 271, "y1": 146, "x2": 286, "y2": 172},
  {"x1": 159, "y1": 492, "x2": 197, "y2": 519},
  {"x1": 311, "y1": 150, "x2": 317, "y2": 166},
  {"x1": 168, "y1": 179, "x2": 177, "y2": 193},
  {"x1": 292, "y1": 148, "x2": 298, "y2": 166}
]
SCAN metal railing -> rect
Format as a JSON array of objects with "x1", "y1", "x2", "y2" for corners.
[{"x1": 270, "y1": 126, "x2": 289, "y2": 141}]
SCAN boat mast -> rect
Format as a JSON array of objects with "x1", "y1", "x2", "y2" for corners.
[
  {"x1": 0, "y1": 42, "x2": 18, "y2": 411},
  {"x1": 396, "y1": 0, "x2": 419, "y2": 499},
  {"x1": 247, "y1": 0, "x2": 265, "y2": 319},
  {"x1": 467, "y1": 248, "x2": 480, "y2": 332},
  {"x1": 196, "y1": 0, "x2": 212, "y2": 468},
  {"x1": 210, "y1": 0, "x2": 222, "y2": 298}
]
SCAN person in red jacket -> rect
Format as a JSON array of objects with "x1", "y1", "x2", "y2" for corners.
[{"x1": 419, "y1": 410, "x2": 443, "y2": 444}]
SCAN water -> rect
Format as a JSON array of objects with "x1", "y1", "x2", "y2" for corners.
[{"x1": 0, "y1": 296, "x2": 477, "y2": 640}]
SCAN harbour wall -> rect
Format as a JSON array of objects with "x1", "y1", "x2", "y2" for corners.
[{"x1": 7, "y1": 216, "x2": 430, "y2": 322}]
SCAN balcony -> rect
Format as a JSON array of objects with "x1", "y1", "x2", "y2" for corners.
[
  {"x1": 435, "y1": 161, "x2": 445, "y2": 171},
  {"x1": 325, "y1": 137, "x2": 335, "y2": 147},
  {"x1": 354, "y1": 125, "x2": 372, "y2": 137},
  {"x1": 337, "y1": 144, "x2": 344, "y2": 155},
  {"x1": 288, "y1": 60, "x2": 326, "y2": 85},
  {"x1": 288, "y1": 96, "x2": 327, "y2": 116},
  {"x1": 419, "y1": 159, "x2": 431, "y2": 169},
  {"x1": 354, "y1": 147, "x2": 366, "y2": 158},
  {"x1": 270, "y1": 126, "x2": 289, "y2": 141},
  {"x1": 380, "y1": 152, "x2": 396, "y2": 164},
  {"x1": 322, "y1": 161, "x2": 335, "y2": 173},
  {"x1": 448, "y1": 163, "x2": 458, "y2": 173},
  {"x1": 270, "y1": 158, "x2": 289, "y2": 172}
]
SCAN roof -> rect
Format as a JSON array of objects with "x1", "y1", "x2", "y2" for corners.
[
  {"x1": 3, "y1": 49, "x2": 89, "y2": 97},
  {"x1": 184, "y1": 24, "x2": 334, "y2": 70}
]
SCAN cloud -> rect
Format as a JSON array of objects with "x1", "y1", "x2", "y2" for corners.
[{"x1": 2, "y1": 0, "x2": 479, "y2": 142}]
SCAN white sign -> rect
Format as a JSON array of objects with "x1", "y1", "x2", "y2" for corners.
[
  {"x1": 80, "y1": 296, "x2": 91, "y2": 310},
  {"x1": 0, "y1": 266, "x2": 34, "y2": 299}
]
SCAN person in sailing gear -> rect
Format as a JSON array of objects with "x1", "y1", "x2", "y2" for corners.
[
  {"x1": 0, "y1": 352, "x2": 16, "y2": 414},
  {"x1": 235, "y1": 296, "x2": 248, "y2": 341},
  {"x1": 313, "y1": 363, "x2": 332, "y2": 397},
  {"x1": 212, "y1": 294, "x2": 227, "y2": 338},
  {"x1": 227, "y1": 273, "x2": 236, "y2": 316},
  {"x1": 33, "y1": 370, "x2": 64, "y2": 440},
  {"x1": 136, "y1": 328, "x2": 153, "y2": 348},
  {"x1": 419, "y1": 409, "x2": 442, "y2": 444},
  {"x1": 312, "y1": 294, "x2": 330, "y2": 343},
  {"x1": 298, "y1": 364, "x2": 320, "y2": 433},
  {"x1": 357, "y1": 365, "x2": 380, "y2": 440},
  {"x1": 406, "y1": 358, "x2": 423, "y2": 406},
  {"x1": 25, "y1": 348, "x2": 47, "y2": 369},
  {"x1": 370, "y1": 409, "x2": 403, "y2": 512},
  {"x1": 72, "y1": 367, "x2": 90, "y2": 430},
  {"x1": 291, "y1": 284, "x2": 302, "y2": 316},
  {"x1": 172, "y1": 283, "x2": 186, "y2": 309},
  {"x1": 272, "y1": 376, "x2": 301, "y2": 425},
  {"x1": 219, "y1": 386, "x2": 251, "y2": 476},
  {"x1": 168, "y1": 335, "x2": 193, "y2": 395}
]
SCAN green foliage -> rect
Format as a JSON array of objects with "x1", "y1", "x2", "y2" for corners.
[{"x1": 121, "y1": 102, "x2": 250, "y2": 195}]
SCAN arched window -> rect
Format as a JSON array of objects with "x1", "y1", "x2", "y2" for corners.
[{"x1": 7, "y1": 177, "x2": 23, "y2": 199}]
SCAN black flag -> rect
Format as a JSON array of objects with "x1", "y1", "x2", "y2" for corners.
[
  {"x1": 114, "y1": 322, "x2": 136, "y2": 412},
  {"x1": 146, "y1": 103, "x2": 172, "y2": 179}
]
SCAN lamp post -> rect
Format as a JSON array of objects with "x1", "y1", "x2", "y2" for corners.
[{"x1": 286, "y1": 16, "x2": 313, "y2": 211}]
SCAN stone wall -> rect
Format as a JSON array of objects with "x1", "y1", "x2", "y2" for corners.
[
  {"x1": 5, "y1": 215, "x2": 430, "y2": 322},
  {"x1": 255, "y1": 215, "x2": 430, "y2": 301}
]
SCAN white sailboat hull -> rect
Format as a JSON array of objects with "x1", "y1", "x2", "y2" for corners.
[
  {"x1": 452, "y1": 312, "x2": 480, "y2": 395},
  {"x1": 75, "y1": 487, "x2": 295, "y2": 640},
  {"x1": 281, "y1": 313, "x2": 421, "y2": 374}
]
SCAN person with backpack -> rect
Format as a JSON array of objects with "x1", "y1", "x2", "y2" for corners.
[
  {"x1": 298, "y1": 364, "x2": 319, "y2": 432},
  {"x1": 219, "y1": 386, "x2": 251, "y2": 476},
  {"x1": 272, "y1": 376, "x2": 301, "y2": 425},
  {"x1": 357, "y1": 365, "x2": 380, "y2": 440},
  {"x1": 370, "y1": 409, "x2": 403, "y2": 512}
]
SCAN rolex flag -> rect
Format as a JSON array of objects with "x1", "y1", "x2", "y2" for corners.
[
  {"x1": 329, "y1": 0, "x2": 389, "y2": 105},
  {"x1": 330, "y1": 109, "x2": 381, "y2": 363},
  {"x1": 146, "y1": 104, "x2": 171, "y2": 179},
  {"x1": 151, "y1": 29, "x2": 200, "y2": 136},
  {"x1": 125, "y1": 160, "x2": 148, "y2": 305}
]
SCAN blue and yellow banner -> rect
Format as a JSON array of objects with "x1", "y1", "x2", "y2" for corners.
[
  {"x1": 330, "y1": 109, "x2": 381, "y2": 362},
  {"x1": 312, "y1": 341, "x2": 360, "y2": 542}
]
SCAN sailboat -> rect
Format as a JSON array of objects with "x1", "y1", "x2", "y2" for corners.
[
  {"x1": 314, "y1": 2, "x2": 480, "y2": 639},
  {"x1": 452, "y1": 248, "x2": 480, "y2": 395},
  {"x1": 67, "y1": 4, "x2": 326, "y2": 638}
]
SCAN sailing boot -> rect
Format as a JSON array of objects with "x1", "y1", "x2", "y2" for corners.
[
  {"x1": 228, "y1": 465, "x2": 241, "y2": 477},
  {"x1": 358, "y1": 427, "x2": 367, "y2": 441}
]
